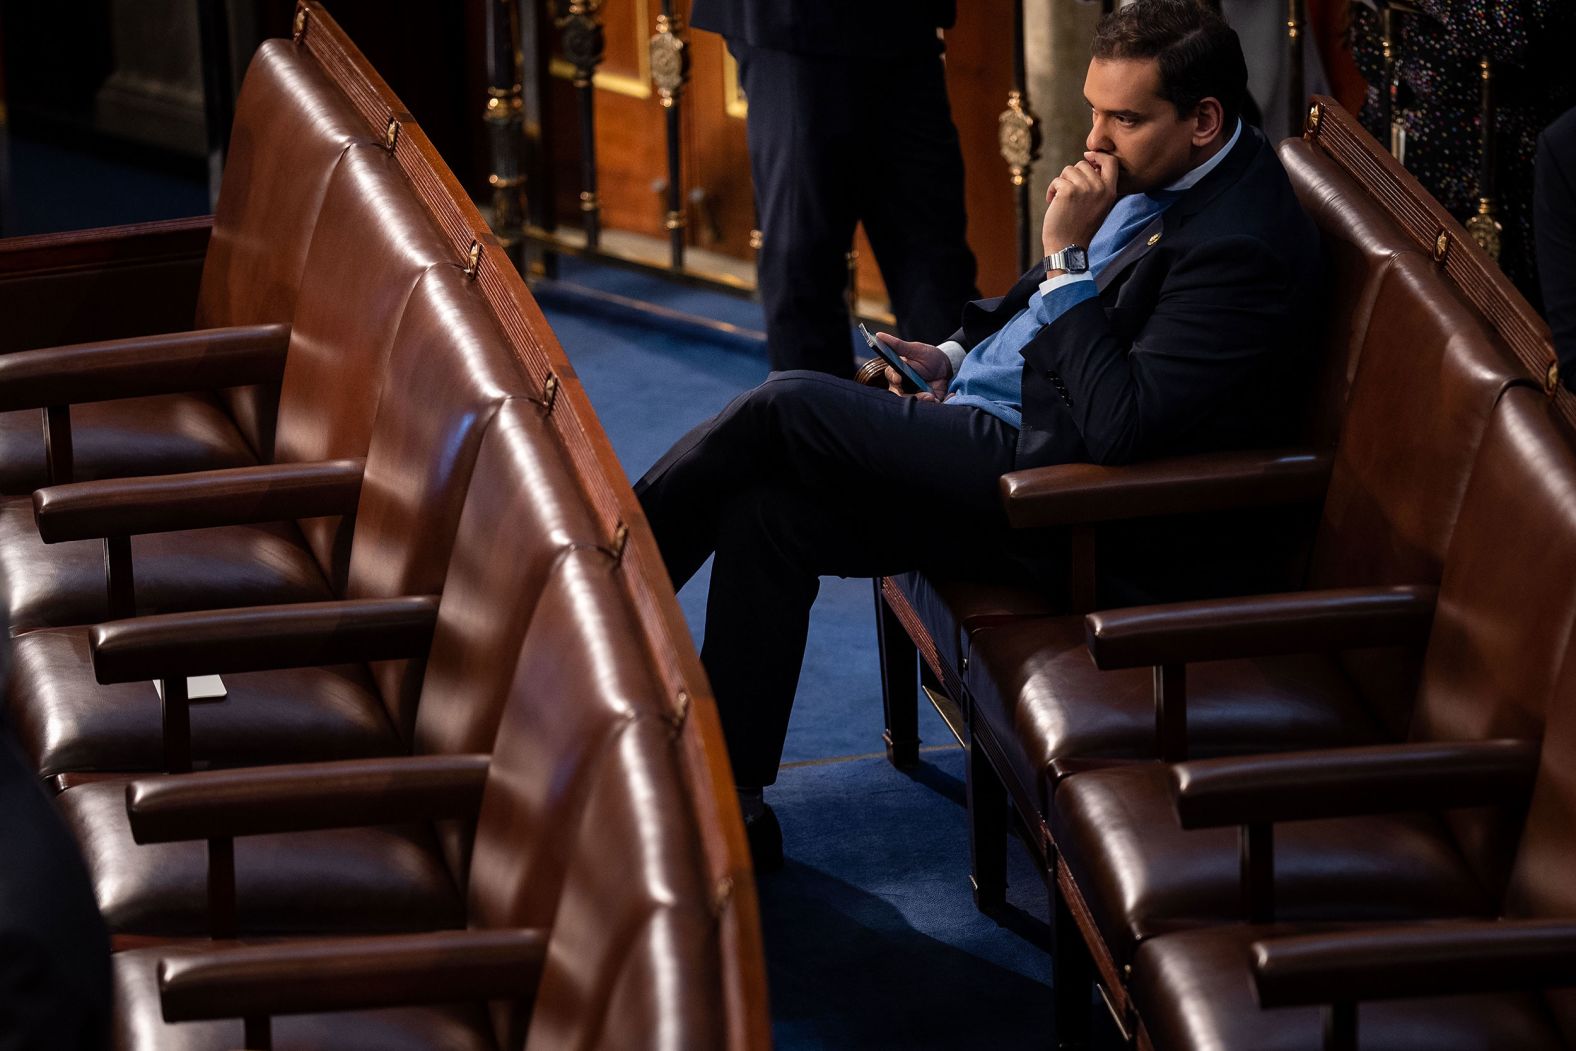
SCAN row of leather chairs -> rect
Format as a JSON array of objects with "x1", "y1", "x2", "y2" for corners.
[
  {"x1": 0, "y1": 4, "x2": 767, "y2": 1049},
  {"x1": 867, "y1": 98, "x2": 1574, "y2": 1048}
]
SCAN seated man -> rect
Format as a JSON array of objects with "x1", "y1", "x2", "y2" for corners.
[{"x1": 635, "y1": 0, "x2": 1321, "y2": 868}]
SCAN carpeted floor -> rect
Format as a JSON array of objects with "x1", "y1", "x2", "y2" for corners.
[{"x1": 535, "y1": 259, "x2": 1054, "y2": 1049}]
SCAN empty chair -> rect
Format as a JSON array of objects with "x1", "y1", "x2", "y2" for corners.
[
  {"x1": 0, "y1": 38, "x2": 374, "y2": 494},
  {"x1": 1051, "y1": 384, "x2": 1576, "y2": 1035},
  {"x1": 104, "y1": 548, "x2": 701, "y2": 1048},
  {"x1": 1127, "y1": 473, "x2": 1576, "y2": 1046},
  {"x1": 43, "y1": 397, "x2": 606, "y2": 940},
  {"x1": 0, "y1": 144, "x2": 463, "y2": 636},
  {"x1": 5, "y1": 266, "x2": 548, "y2": 783}
]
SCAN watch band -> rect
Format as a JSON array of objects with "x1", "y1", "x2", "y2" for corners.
[{"x1": 1044, "y1": 244, "x2": 1089, "y2": 274}]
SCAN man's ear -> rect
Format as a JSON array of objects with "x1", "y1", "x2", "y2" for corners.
[{"x1": 1191, "y1": 97, "x2": 1225, "y2": 147}]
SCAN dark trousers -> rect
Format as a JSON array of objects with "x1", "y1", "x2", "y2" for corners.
[
  {"x1": 635, "y1": 373, "x2": 1023, "y2": 786},
  {"x1": 731, "y1": 42, "x2": 979, "y2": 377}
]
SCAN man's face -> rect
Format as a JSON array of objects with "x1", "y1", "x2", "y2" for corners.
[{"x1": 1083, "y1": 57, "x2": 1206, "y2": 195}]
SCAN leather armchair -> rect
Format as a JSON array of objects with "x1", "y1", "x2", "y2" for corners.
[
  {"x1": 1048, "y1": 383, "x2": 1575, "y2": 1044},
  {"x1": 1085, "y1": 585, "x2": 1436, "y2": 762},
  {"x1": 0, "y1": 29, "x2": 373, "y2": 494}
]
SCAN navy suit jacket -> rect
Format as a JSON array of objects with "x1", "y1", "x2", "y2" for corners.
[
  {"x1": 955, "y1": 126, "x2": 1322, "y2": 470},
  {"x1": 689, "y1": 0, "x2": 954, "y2": 57}
]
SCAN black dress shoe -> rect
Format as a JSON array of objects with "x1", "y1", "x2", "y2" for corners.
[{"x1": 744, "y1": 803, "x2": 784, "y2": 873}]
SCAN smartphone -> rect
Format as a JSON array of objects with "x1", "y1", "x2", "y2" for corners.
[{"x1": 858, "y1": 324, "x2": 931, "y2": 395}]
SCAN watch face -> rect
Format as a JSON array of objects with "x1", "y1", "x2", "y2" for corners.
[{"x1": 1066, "y1": 246, "x2": 1089, "y2": 272}]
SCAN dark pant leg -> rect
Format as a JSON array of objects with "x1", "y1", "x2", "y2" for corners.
[
  {"x1": 635, "y1": 371, "x2": 1016, "y2": 588},
  {"x1": 732, "y1": 43, "x2": 861, "y2": 377},
  {"x1": 857, "y1": 49, "x2": 979, "y2": 346},
  {"x1": 635, "y1": 373, "x2": 1021, "y2": 785}
]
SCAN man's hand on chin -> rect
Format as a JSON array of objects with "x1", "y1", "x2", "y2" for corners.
[
  {"x1": 875, "y1": 334, "x2": 952, "y2": 402},
  {"x1": 1042, "y1": 150, "x2": 1121, "y2": 262}
]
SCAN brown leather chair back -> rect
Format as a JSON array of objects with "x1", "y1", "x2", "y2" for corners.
[
  {"x1": 523, "y1": 716, "x2": 726, "y2": 1051},
  {"x1": 1302, "y1": 255, "x2": 1533, "y2": 734},
  {"x1": 1308, "y1": 254, "x2": 1529, "y2": 592},
  {"x1": 459, "y1": 545, "x2": 673, "y2": 1044},
  {"x1": 465, "y1": 545, "x2": 664, "y2": 927},
  {"x1": 1276, "y1": 138, "x2": 1420, "y2": 449},
  {"x1": 1410, "y1": 386, "x2": 1576, "y2": 895},
  {"x1": 269, "y1": 147, "x2": 454, "y2": 585},
  {"x1": 337, "y1": 271, "x2": 539, "y2": 727},
  {"x1": 194, "y1": 39, "x2": 372, "y2": 458},
  {"x1": 407, "y1": 397, "x2": 603, "y2": 816}
]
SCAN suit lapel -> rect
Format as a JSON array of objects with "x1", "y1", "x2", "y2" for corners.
[{"x1": 1096, "y1": 213, "x2": 1165, "y2": 293}]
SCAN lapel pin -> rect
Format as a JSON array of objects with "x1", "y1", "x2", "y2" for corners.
[{"x1": 1147, "y1": 232, "x2": 1161, "y2": 246}]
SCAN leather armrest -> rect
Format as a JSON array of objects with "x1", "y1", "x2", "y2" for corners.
[
  {"x1": 33, "y1": 458, "x2": 365, "y2": 542},
  {"x1": 90, "y1": 595, "x2": 439, "y2": 684},
  {"x1": 999, "y1": 449, "x2": 1330, "y2": 529},
  {"x1": 1251, "y1": 920, "x2": 1576, "y2": 1008},
  {"x1": 1084, "y1": 585, "x2": 1437, "y2": 670},
  {"x1": 0, "y1": 216, "x2": 213, "y2": 277},
  {"x1": 159, "y1": 928, "x2": 546, "y2": 1022},
  {"x1": 0, "y1": 324, "x2": 289, "y2": 411},
  {"x1": 125, "y1": 753, "x2": 490, "y2": 844},
  {"x1": 1171, "y1": 739, "x2": 1540, "y2": 829}
]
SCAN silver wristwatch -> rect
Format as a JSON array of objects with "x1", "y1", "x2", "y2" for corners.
[{"x1": 1043, "y1": 244, "x2": 1089, "y2": 275}]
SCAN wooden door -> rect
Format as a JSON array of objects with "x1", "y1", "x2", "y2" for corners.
[{"x1": 539, "y1": 0, "x2": 1022, "y2": 308}]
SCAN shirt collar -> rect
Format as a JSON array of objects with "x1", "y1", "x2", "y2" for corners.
[{"x1": 1157, "y1": 118, "x2": 1243, "y2": 195}]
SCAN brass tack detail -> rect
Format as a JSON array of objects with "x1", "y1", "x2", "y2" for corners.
[
  {"x1": 383, "y1": 117, "x2": 400, "y2": 151},
  {"x1": 668, "y1": 688, "x2": 691, "y2": 736},
  {"x1": 463, "y1": 241, "x2": 482, "y2": 278},
  {"x1": 712, "y1": 875, "x2": 735, "y2": 915},
  {"x1": 292, "y1": 7, "x2": 307, "y2": 41}
]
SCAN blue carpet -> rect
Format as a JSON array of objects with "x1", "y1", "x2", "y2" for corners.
[{"x1": 538, "y1": 273, "x2": 1052, "y2": 1047}]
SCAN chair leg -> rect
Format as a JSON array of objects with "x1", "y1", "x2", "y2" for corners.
[
  {"x1": 1051, "y1": 878, "x2": 1096, "y2": 1051},
  {"x1": 873, "y1": 579, "x2": 919, "y2": 769},
  {"x1": 966, "y1": 728, "x2": 1009, "y2": 914}
]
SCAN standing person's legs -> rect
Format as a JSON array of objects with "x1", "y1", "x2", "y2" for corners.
[
  {"x1": 635, "y1": 372, "x2": 1020, "y2": 786},
  {"x1": 858, "y1": 48, "x2": 979, "y2": 346},
  {"x1": 731, "y1": 42, "x2": 861, "y2": 377}
]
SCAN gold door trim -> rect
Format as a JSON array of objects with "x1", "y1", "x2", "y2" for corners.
[{"x1": 723, "y1": 52, "x2": 746, "y2": 118}]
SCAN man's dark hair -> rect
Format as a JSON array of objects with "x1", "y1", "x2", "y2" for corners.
[{"x1": 1091, "y1": 0, "x2": 1248, "y2": 129}]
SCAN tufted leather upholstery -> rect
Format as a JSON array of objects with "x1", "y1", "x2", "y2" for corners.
[
  {"x1": 520, "y1": 718, "x2": 728, "y2": 1051},
  {"x1": 106, "y1": 545, "x2": 677, "y2": 1047},
  {"x1": 4, "y1": 270, "x2": 545, "y2": 778},
  {"x1": 0, "y1": 145, "x2": 458, "y2": 636},
  {"x1": 0, "y1": 40, "x2": 372, "y2": 494},
  {"x1": 1125, "y1": 403, "x2": 1576, "y2": 1046},
  {"x1": 56, "y1": 403, "x2": 606, "y2": 937},
  {"x1": 3, "y1": 8, "x2": 766, "y2": 1046}
]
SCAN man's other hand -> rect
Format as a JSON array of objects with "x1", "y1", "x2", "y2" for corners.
[
  {"x1": 1043, "y1": 150, "x2": 1120, "y2": 258},
  {"x1": 876, "y1": 334, "x2": 951, "y2": 402}
]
